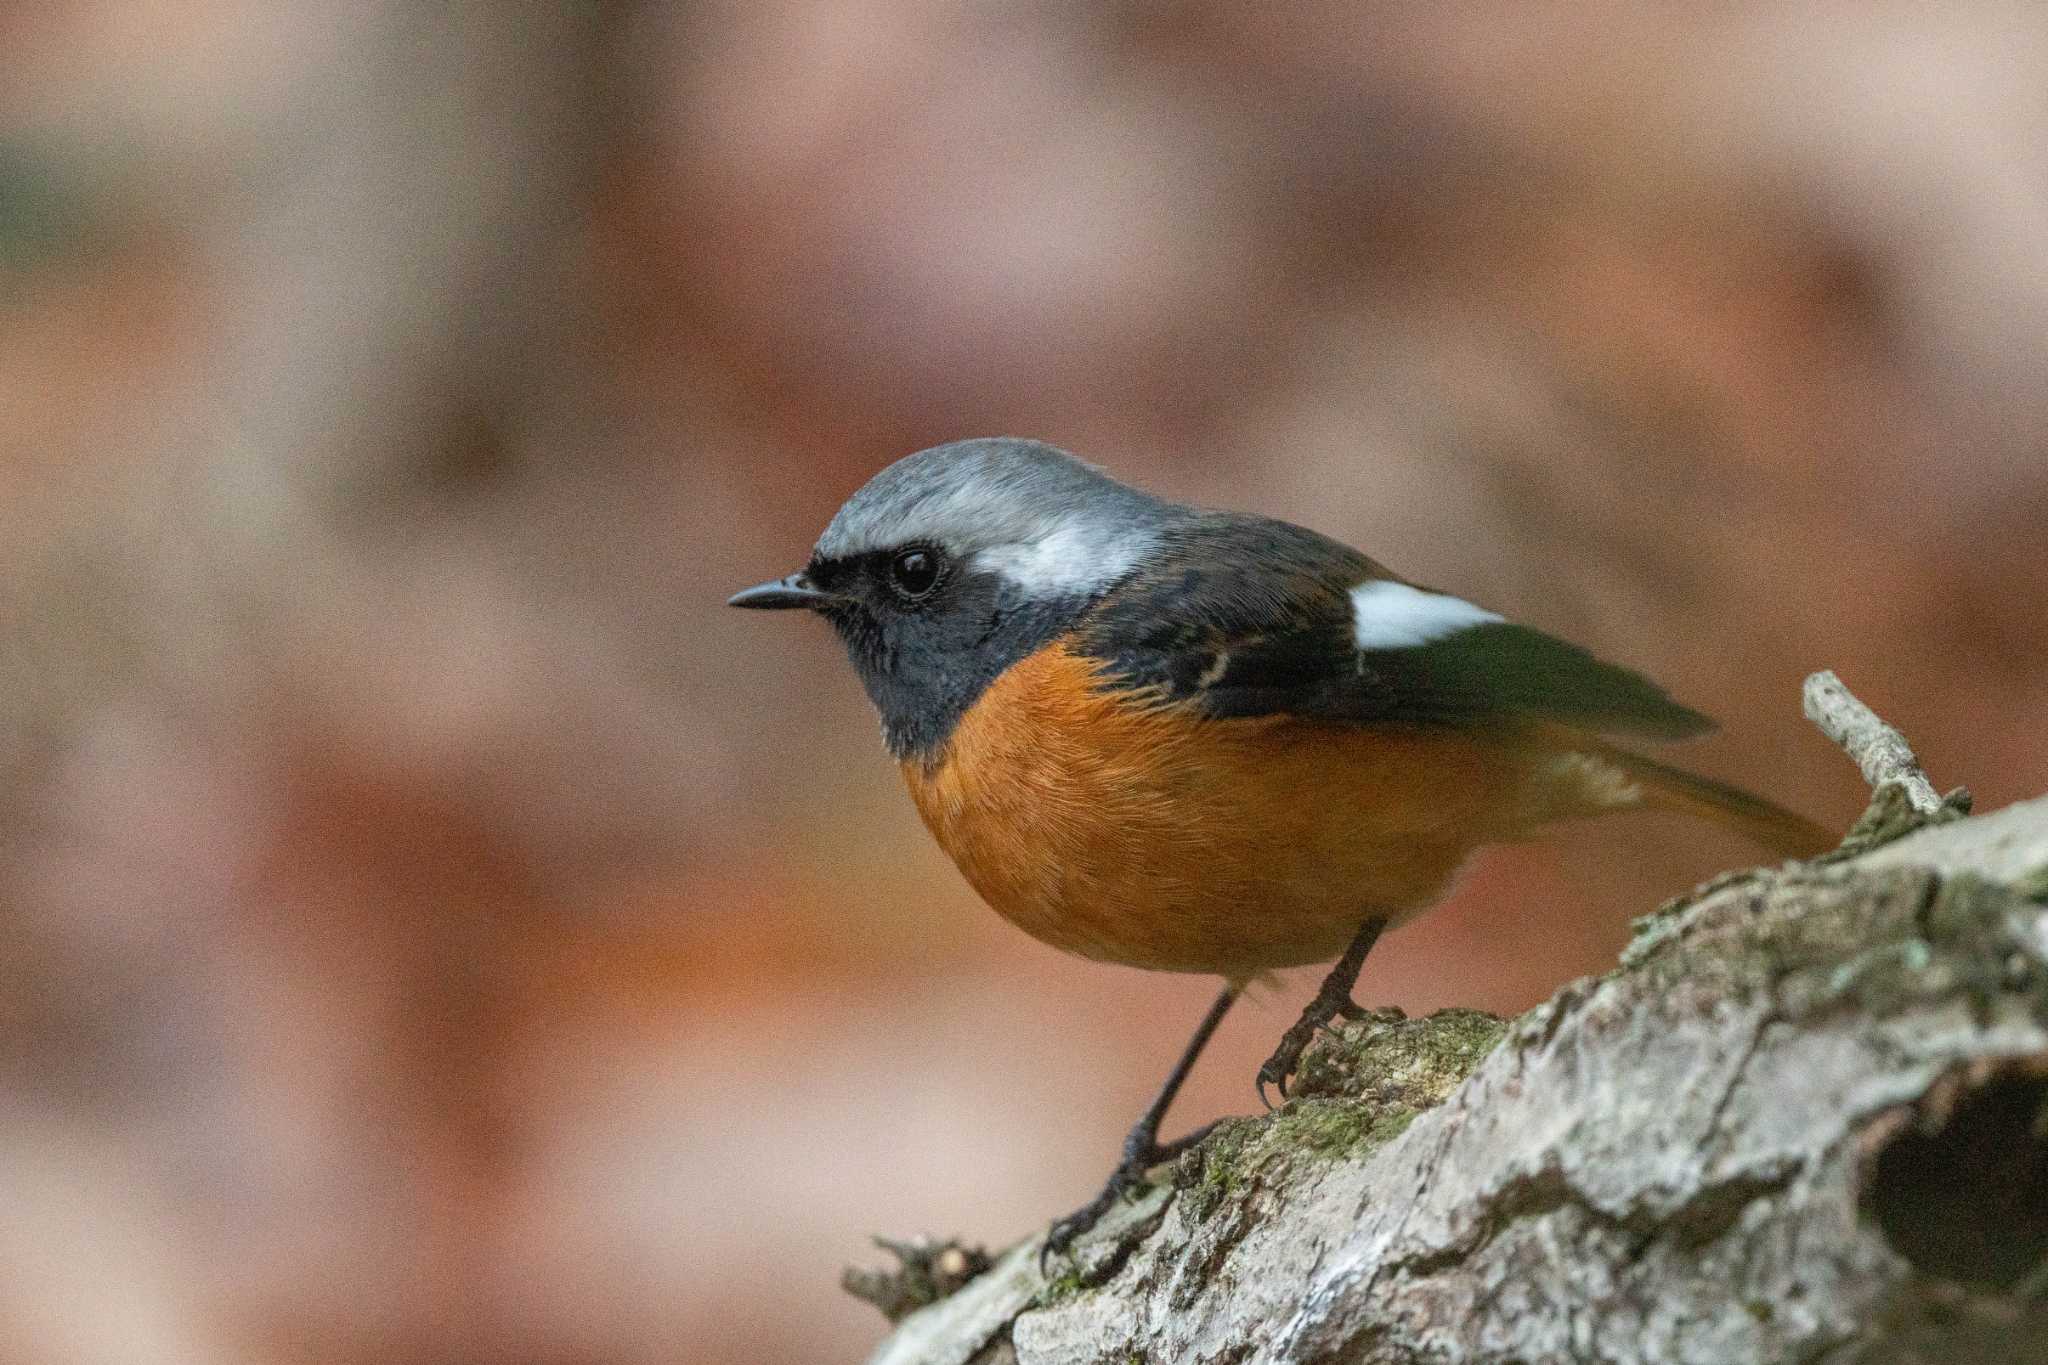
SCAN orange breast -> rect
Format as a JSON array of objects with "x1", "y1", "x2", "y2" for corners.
[{"x1": 900, "y1": 644, "x2": 1577, "y2": 981}]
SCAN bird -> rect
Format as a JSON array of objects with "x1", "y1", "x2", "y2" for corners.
[{"x1": 729, "y1": 436, "x2": 1832, "y2": 1259}]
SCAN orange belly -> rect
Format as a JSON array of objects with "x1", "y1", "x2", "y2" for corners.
[{"x1": 901, "y1": 644, "x2": 1598, "y2": 980}]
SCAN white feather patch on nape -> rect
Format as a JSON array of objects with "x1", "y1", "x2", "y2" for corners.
[
  {"x1": 976, "y1": 521, "x2": 1153, "y2": 597},
  {"x1": 1349, "y1": 579, "x2": 1504, "y2": 649}
]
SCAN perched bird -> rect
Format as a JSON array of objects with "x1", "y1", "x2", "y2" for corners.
[{"x1": 730, "y1": 436, "x2": 1831, "y2": 1257}]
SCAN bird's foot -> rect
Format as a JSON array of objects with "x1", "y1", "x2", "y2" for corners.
[
  {"x1": 1255, "y1": 1011, "x2": 1325, "y2": 1109},
  {"x1": 1040, "y1": 1173, "x2": 1135, "y2": 1272},
  {"x1": 1257, "y1": 918, "x2": 1388, "y2": 1108},
  {"x1": 1257, "y1": 990, "x2": 1372, "y2": 1107},
  {"x1": 1038, "y1": 1121, "x2": 1220, "y2": 1273}
]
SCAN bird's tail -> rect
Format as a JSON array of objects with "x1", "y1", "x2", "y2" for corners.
[{"x1": 1594, "y1": 744, "x2": 1837, "y2": 860}]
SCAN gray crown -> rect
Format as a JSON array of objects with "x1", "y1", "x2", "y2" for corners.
[{"x1": 814, "y1": 438, "x2": 1171, "y2": 595}]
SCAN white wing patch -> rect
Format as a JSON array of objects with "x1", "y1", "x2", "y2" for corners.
[{"x1": 1349, "y1": 580, "x2": 1503, "y2": 649}]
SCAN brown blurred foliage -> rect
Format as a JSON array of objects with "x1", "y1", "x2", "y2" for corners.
[{"x1": 2, "y1": 3, "x2": 2045, "y2": 1362}]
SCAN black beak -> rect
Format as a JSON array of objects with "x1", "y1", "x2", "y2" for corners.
[{"x1": 727, "y1": 571, "x2": 842, "y2": 611}]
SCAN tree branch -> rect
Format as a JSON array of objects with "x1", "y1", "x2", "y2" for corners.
[{"x1": 1804, "y1": 669, "x2": 1955, "y2": 818}]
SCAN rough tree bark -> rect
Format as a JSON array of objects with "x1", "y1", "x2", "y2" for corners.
[{"x1": 852, "y1": 677, "x2": 2048, "y2": 1363}]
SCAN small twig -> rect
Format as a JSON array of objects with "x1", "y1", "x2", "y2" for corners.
[
  {"x1": 1802, "y1": 670, "x2": 1945, "y2": 817},
  {"x1": 843, "y1": 1235, "x2": 993, "y2": 1323}
]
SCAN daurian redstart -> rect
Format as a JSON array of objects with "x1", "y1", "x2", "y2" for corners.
[{"x1": 731, "y1": 437, "x2": 1830, "y2": 1257}]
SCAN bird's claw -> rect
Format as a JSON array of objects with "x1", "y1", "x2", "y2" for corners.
[
  {"x1": 1038, "y1": 1171, "x2": 1137, "y2": 1274},
  {"x1": 1255, "y1": 1016, "x2": 1319, "y2": 1109},
  {"x1": 1255, "y1": 1060, "x2": 1289, "y2": 1111}
]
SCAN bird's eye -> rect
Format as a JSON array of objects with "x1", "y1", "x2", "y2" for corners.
[{"x1": 889, "y1": 547, "x2": 943, "y2": 600}]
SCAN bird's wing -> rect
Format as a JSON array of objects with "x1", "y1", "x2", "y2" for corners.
[{"x1": 1075, "y1": 514, "x2": 1713, "y2": 740}]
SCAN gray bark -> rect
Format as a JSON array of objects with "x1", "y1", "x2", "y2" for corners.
[{"x1": 859, "y1": 787, "x2": 2048, "y2": 1363}]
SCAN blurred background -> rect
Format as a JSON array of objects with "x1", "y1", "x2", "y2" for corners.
[{"x1": 3, "y1": 2, "x2": 2046, "y2": 1361}]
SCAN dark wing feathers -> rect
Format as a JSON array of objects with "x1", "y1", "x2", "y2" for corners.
[
  {"x1": 1351, "y1": 623, "x2": 1713, "y2": 738},
  {"x1": 1075, "y1": 514, "x2": 1713, "y2": 741}
]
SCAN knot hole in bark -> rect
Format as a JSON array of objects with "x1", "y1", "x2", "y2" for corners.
[{"x1": 1862, "y1": 1057, "x2": 2048, "y2": 1292}]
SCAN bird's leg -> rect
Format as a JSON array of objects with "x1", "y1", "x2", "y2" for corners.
[
  {"x1": 1041, "y1": 984, "x2": 1238, "y2": 1268},
  {"x1": 1256, "y1": 916, "x2": 1388, "y2": 1108}
]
